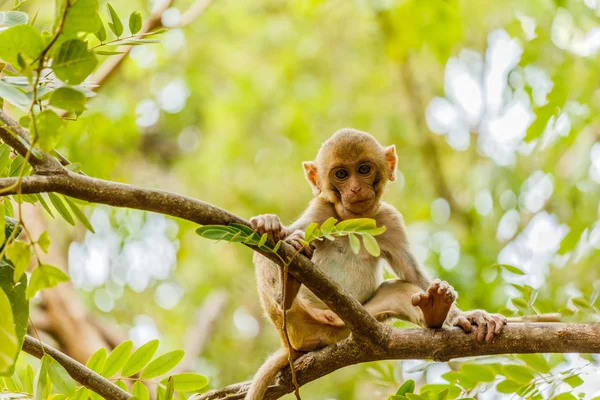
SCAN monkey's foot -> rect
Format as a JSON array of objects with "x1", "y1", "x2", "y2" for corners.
[
  {"x1": 411, "y1": 279, "x2": 456, "y2": 329},
  {"x1": 306, "y1": 307, "x2": 344, "y2": 327}
]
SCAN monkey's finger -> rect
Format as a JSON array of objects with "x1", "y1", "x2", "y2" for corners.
[
  {"x1": 302, "y1": 245, "x2": 314, "y2": 259},
  {"x1": 476, "y1": 320, "x2": 487, "y2": 342},
  {"x1": 493, "y1": 315, "x2": 505, "y2": 335},
  {"x1": 428, "y1": 280, "x2": 440, "y2": 295},
  {"x1": 278, "y1": 229, "x2": 287, "y2": 241},
  {"x1": 485, "y1": 317, "x2": 496, "y2": 343},
  {"x1": 444, "y1": 288, "x2": 457, "y2": 304},
  {"x1": 455, "y1": 316, "x2": 472, "y2": 333},
  {"x1": 411, "y1": 293, "x2": 424, "y2": 306},
  {"x1": 437, "y1": 281, "x2": 450, "y2": 294}
]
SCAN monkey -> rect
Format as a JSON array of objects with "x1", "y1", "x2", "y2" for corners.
[{"x1": 245, "y1": 128, "x2": 507, "y2": 400}]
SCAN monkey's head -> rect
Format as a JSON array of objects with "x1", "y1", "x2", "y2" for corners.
[{"x1": 303, "y1": 128, "x2": 397, "y2": 219}]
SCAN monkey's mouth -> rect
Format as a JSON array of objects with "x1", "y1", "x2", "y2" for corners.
[{"x1": 344, "y1": 198, "x2": 376, "y2": 213}]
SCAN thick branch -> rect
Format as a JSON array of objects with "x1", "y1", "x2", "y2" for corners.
[
  {"x1": 198, "y1": 323, "x2": 600, "y2": 400},
  {"x1": 22, "y1": 335, "x2": 131, "y2": 400}
]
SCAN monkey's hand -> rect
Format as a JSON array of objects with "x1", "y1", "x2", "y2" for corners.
[
  {"x1": 250, "y1": 214, "x2": 287, "y2": 243},
  {"x1": 286, "y1": 230, "x2": 315, "y2": 259},
  {"x1": 305, "y1": 306, "x2": 344, "y2": 327},
  {"x1": 450, "y1": 310, "x2": 507, "y2": 343}
]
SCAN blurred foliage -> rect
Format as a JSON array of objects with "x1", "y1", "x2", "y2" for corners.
[{"x1": 1, "y1": 0, "x2": 600, "y2": 398}]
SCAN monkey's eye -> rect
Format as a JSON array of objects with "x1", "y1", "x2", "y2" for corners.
[
  {"x1": 358, "y1": 164, "x2": 372, "y2": 175},
  {"x1": 334, "y1": 169, "x2": 349, "y2": 180}
]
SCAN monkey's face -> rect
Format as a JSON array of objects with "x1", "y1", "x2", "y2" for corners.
[{"x1": 328, "y1": 160, "x2": 380, "y2": 218}]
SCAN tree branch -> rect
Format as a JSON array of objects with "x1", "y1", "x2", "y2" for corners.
[
  {"x1": 197, "y1": 323, "x2": 600, "y2": 400},
  {"x1": 22, "y1": 335, "x2": 132, "y2": 400}
]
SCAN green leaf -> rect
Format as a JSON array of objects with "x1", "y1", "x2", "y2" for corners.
[
  {"x1": 26, "y1": 264, "x2": 70, "y2": 299},
  {"x1": 48, "y1": 192, "x2": 75, "y2": 225},
  {"x1": 511, "y1": 298, "x2": 529, "y2": 309},
  {"x1": 52, "y1": 39, "x2": 98, "y2": 85},
  {"x1": 115, "y1": 379, "x2": 127, "y2": 391},
  {"x1": 30, "y1": 109, "x2": 62, "y2": 151},
  {"x1": 95, "y1": 51, "x2": 124, "y2": 55},
  {"x1": 25, "y1": 364, "x2": 34, "y2": 393},
  {"x1": 33, "y1": 355, "x2": 49, "y2": 400},
  {"x1": 348, "y1": 233, "x2": 360, "y2": 255},
  {"x1": 141, "y1": 350, "x2": 185, "y2": 379},
  {"x1": 0, "y1": 24, "x2": 43, "y2": 67},
  {"x1": 162, "y1": 373, "x2": 209, "y2": 392},
  {"x1": 85, "y1": 347, "x2": 107, "y2": 373},
  {"x1": 122, "y1": 339, "x2": 159, "y2": 377},
  {"x1": 304, "y1": 222, "x2": 319, "y2": 242},
  {"x1": 0, "y1": 81, "x2": 30, "y2": 109},
  {"x1": 518, "y1": 354, "x2": 551, "y2": 374},
  {"x1": 35, "y1": 194, "x2": 55, "y2": 219},
  {"x1": 272, "y1": 240, "x2": 282, "y2": 253},
  {"x1": 129, "y1": 11, "x2": 142, "y2": 34},
  {"x1": 0, "y1": 11, "x2": 28, "y2": 26},
  {"x1": 258, "y1": 233, "x2": 268, "y2": 248},
  {"x1": 95, "y1": 21, "x2": 107, "y2": 42},
  {"x1": 496, "y1": 264, "x2": 525, "y2": 275},
  {"x1": 0, "y1": 288, "x2": 19, "y2": 376},
  {"x1": 572, "y1": 298, "x2": 591, "y2": 309},
  {"x1": 405, "y1": 394, "x2": 426, "y2": 400},
  {"x1": 37, "y1": 231, "x2": 51, "y2": 253},
  {"x1": 165, "y1": 376, "x2": 174, "y2": 400},
  {"x1": 106, "y1": 3, "x2": 123, "y2": 37},
  {"x1": 74, "y1": 388, "x2": 90, "y2": 400},
  {"x1": 552, "y1": 393, "x2": 578, "y2": 400},
  {"x1": 63, "y1": 196, "x2": 95, "y2": 232},
  {"x1": 60, "y1": 0, "x2": 101, "y2": 36},
  {"x1": 132, "y1": 381, "x2": 149, "y2": 400},
  {"x1": 0, "y1": 259, "x2": 28, "y2": 374},
  {"x1": 0, "y1": 208, "x2": 4, "y2": 246},
  {"x1": 6, "y1": 241, "x2": 31, "y2": 282},
  {"x1": 502, "y1": 365, "x2": 534, "y2": 383},
  {"x1": 396, "y1": 379, "x2": 415, "y2": 395},
  {"x1": 0, "y1": 144, "x2": 11, "y2": 175},
  {"x1": 460, "y1": 364, "x2": 495, "y2": 382},
  {"x1": 564, "y1": 375, "x2": 584, "y2": 388},
  {"x1": 320, "y1": 217, "x2": 337, "y2": 236},
  {"x1": 4, "y1": 199, "x2": 14, "y2": 218},
  {"x1": 335, "y1": 218, "x2": 377, "y2": 232},
  {"x1": 102, "y1": 340, "x2": 133, "y2": 377},
  {"x1": 46, "y1": 355, "x2": 76, "y2": 396},
  {"x1": 361, "y1": 233, "x2": 380, "y2": 257},
  {"x1": 145, "y1": 28, "x2": 168, "y2": 36},
  {"x1": 49, "y1": 87, "x2": 86, "y2": 114}
]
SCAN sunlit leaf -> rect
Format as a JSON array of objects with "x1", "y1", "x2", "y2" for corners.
[
  {"x1": 502, "y1": 365, "x2": 534, "y2": 383},
  {"x1": 518, "y1": 354, "x2": 550, "y2": 374},
  {"x1": 102, "y1": 340, "x2": 133, "y2": 377},
  {"x1": 49, "y1": 87, "x2": 86, "y2": 115},
  {"x1": 0, "y1": 24, "x2": 43, "y2": 67},
  {"x1": 564, "y1": 375, "x2": 584, "y2": 388},
  {"x1": 94, "y1": 21, "x2": 107, "y2": 42},
  {"x1": 258, "y1": 233, "x2": 268, "y2": 247},
  {"x1": 361, "y1": 233, "x2": 380, "y2": 257},
  {"x1": 6, "y1": 241, "x2": 30, "y2": 282},
  {"x1": 161, "y1": 373, "x2": 209, "y2": 392},
  {"x1": 86, "y1": 347, "x2": 107, "y2": 373},
  {"x1": 396, "y1": 379, "x2": 415, "y2": 395},
  {"x1": 496, "y1": 264, "x2": 525, "y2": 275},
  {"x1": 572, "y1": 298, "x2": 591, "y2": 309},
  {"x1": 26, "y1": 264, "x2": 70, "y2": 299},
  {"x1": 60, "y1": 0, "x2": 101, "y2": 36},
  {"x1": 30, "y1": 109, "x2": 62, "y2": 151},
  {"x1": 320, "y1": 217, "x2": 337, "y2": 236},
  {"x1": 33, "y1": 355, "x2": 49, "y2": 400},
  {"x1": 304, "y1": 222, "x2": 319, "y2": 242},
  {"x1": 165, "y1": 376, "x2": 174, "y2": 400},
  {"x1": 46, "y1": 356, "x2": 76, "y2": 396},
  {"x1": 52, "y1": 40, "x2": 98, "y2": 85},
  {"x1": 348, "y1": 233, "x2": 360, "y2": 255},
  {"x1": 106, "y1": 3, "x2": 123, "y2": 37},
  {"x1": 48, "y1": 193, "x2": 75, "y2": 225},
  {"x1": 129, "y1": 11, "x2": 142, "y2": 35},
  {"x1": 0, "y1": 81, "x2": 30, "y2": 109},
  {"x1": 122, "y1": 339, "x2": 159, "y2": 377},
  {"x1": 460, "y1": 364, "x2": 495, "y2": 382},
  {"x1": 63, "y1": 196, "x2": 95, "y2": 232},
  {"x1": 132, "y1": 381, "x2": 149, "y2": 400},
  {"x1": 0, "y1": 288, "x2": 18, "y2": 376},
  {"x1": 141, "y1": 350, "x2": 184, "y2": 379},
  {"x1": 35, "y1": 194, "x2": 55, "y2": 219}
]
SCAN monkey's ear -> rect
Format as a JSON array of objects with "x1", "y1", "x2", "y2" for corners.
[
  {"x1": 384, "y1": 145, "x2": 397, "y2": 181},
  {"x1": 302, "y1": 161, "x2": 321, "y2": 194}
]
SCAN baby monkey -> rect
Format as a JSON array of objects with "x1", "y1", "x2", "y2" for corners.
[{"x1": 246, "y1": 128, "x2": 506, "y2": 400}]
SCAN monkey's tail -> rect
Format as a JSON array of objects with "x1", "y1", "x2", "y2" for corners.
[{"x1": 245, "y1": 347, "x2": 296, "y2": 400}]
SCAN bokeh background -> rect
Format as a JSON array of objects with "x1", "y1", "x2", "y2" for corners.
[{"x1": 9, "y1": 0, "x2": 600, "y2": 398}]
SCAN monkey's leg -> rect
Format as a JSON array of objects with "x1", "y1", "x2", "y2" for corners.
[{"x1": 364, "y1": 279, "x2": 456, "y2": 328}]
